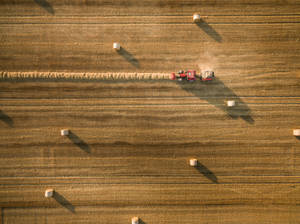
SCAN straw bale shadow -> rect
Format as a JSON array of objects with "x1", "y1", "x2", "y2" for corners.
[
  {"x1": 195, "y1": 19, "x2": 222, "y2": 42},
  {"x1": 117, "y1": 47, "x2": 140, "y2": 68},
  {"x1": 53, "y1": 192, "x2": 75, "y2": 213},
  {"x1": 0, "y1": 110, "x2": 13, "y2": 127},
  {"x1": 195, "y1": 162, "x2": 218, "y2": 184},
  {"x1": 139, "y1": 218, "x2": 147, "y2": 224},
  {"x1": 34, "y1": 0, "x2": 55, "y2": 14},
  {"x1": 67, "y1": 131, "x2": 91, "y2": 153}
]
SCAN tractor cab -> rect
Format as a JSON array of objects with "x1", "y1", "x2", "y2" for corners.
[
  {"x1": 170, "y1": 70, "x2": 214, "y2": 82},
  {"x1": 186, "y1": 70, "x2": 196, "y2": 81},
  {"x1": 176, "y1": 70, "x2": 196, "y2": 81},
  {"x1": 201, "y1": 71, "x2": 214, "y2": 81}
]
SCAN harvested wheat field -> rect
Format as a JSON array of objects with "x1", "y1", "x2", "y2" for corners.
[{"x1": 0, "y1": 0, "x2": 300, "y2": 223}]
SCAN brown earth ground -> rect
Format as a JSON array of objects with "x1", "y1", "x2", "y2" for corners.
[{"x1": 0, "y1": 0, "x2": 300, "y2": 223}]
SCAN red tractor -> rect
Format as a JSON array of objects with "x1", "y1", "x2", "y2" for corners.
[{"x1": 170, "y1": 70, "x2": 214, "y2": 82}]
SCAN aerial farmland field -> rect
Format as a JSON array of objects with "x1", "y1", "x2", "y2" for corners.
[{"x1": 0, "y1": 0, "x2": 300, "y2": 223}]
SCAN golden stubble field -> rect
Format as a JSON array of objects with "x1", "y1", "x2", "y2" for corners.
[{"x1": 0, "y1": 0, "x2": 300, "y2": 223}]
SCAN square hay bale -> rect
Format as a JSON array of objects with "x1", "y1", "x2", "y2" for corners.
[
  {"x1": 189, "y1": 158, "x2": 198, "y2": 167},
  {"x1": 227, "y1": 100, "x2": 236, "y2": 107},
  {"x1": 193, "y1": 14, "x2": 201, "y2": 22},
  {"x1": 61, "y1": 129, "x2": 69, "y2": 136},
  {"x1": 45, "y1": 189, "x2": 54, "y2": 198},
  {"x1": 131, "y1": 217, "x2": 139, "y2": 224},
  {"x1": 293, "y1": 129, "x2": 300, "y2": 136},
  {"x1": 113, "y1": 42, "x2": 121, "y2": 50}
]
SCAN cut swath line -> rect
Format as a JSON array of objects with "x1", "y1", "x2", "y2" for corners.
[{"x1": 0, "y1": 72, "x2": 170, "y2": 80}]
